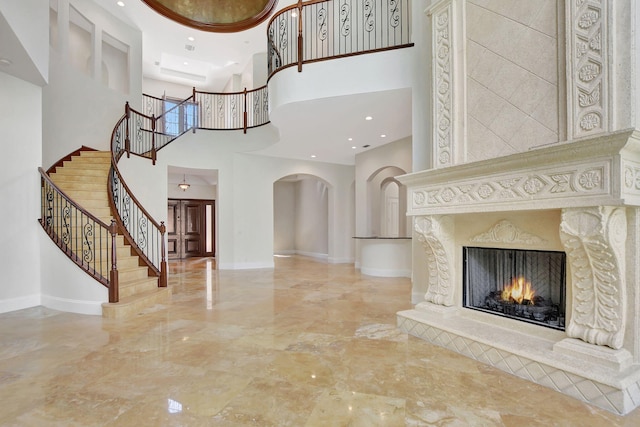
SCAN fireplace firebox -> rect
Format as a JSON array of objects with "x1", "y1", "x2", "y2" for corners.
[{"x1": 463, "y1": 247, "x2": 566, "y2": 331}]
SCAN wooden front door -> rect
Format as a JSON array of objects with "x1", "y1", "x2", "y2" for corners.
[{"x1": 167, "y1": 199, "x2": 215, "y2": 259}]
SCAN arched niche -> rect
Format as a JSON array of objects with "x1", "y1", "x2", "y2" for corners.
[{"x1": 366, "y1": 166, "x2": 408, "y2": 237}]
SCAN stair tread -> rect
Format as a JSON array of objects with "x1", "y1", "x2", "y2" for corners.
[{"x1": 118, "y1": 276, "x2": 158, "y2": 287}]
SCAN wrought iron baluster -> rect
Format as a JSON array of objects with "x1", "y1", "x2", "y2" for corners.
[
  {"x1": 138, "y1": 216, "x2": 148, "y2": 250},
  {"x1": 62, "y1": 204, "x2": 71, "y2": 245},
  {"x1": 83, "y1": 221, "x2": 94, "y2": 264}
]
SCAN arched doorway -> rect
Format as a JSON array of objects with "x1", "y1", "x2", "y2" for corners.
[{"x1": 273, "y1": 174, "x2": 329, "y2": 260}]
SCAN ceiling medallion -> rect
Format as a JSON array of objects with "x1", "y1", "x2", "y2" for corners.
[{"x1": 141, "y1": 0, "x2": 279, "y2": 33}]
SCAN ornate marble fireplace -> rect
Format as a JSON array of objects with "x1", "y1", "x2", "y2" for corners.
[{"x1": 398, "y1": 0, "x2": 640, "y2": 415}]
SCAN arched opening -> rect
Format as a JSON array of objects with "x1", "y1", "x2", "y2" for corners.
[
  {"x1": 366, "y1": 166, "x2": 408, "y2": 237},
  {"x1": 273, "y1": 174, "x2": 329, "y2": 261},
  {"x1": 381, "y1": 178, "x2": 401, "y2": 237}
]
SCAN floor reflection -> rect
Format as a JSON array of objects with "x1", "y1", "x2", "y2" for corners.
[{"x1": 0, "y1": 256, "x2": 639, "y2": 425}]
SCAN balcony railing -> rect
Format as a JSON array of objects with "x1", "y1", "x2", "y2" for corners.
[{"x1": 268, "y1": 0, "x2": 412, "y2": 77}]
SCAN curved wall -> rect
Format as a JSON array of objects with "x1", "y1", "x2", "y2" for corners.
[{"x1": 268, "y1": 47, "x2": 413, "y2": 117}]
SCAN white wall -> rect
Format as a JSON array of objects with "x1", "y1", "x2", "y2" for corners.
[
  {"x1": 269, "y1": 47, "x2": 413, "y2": 113},
  {"x1": 42, "y1": 0, "x2": 142, "y2": 168},
  {"x1": 143, "y1": 77, "x2": 193, "y2": 99},
  {"x1": 0, "y1": 0, "x2": 49, "y2": 85},
  {"x1": 295, "y1": 179, "x2": 329, "y2": 258},
  {"x1": 273, "y1": 181, "x2": 296, "y2": 253},
  {"x1": 0, "y1": 72, "x2": 42, "y2": 313},
  {"x1": 39, "y1": 234, "x2": 108, "y2": 315}
]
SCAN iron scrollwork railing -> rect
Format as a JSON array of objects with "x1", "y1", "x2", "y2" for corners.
[
  {"x1": 194, "y1": 86, "x2": 270, "y2": 132},
  {"x1": 39, "y1": 168, "x2": 120, "y2": 302},
  {"x1": 267, "y1": 0, "x2": 412, "y2": 78}
]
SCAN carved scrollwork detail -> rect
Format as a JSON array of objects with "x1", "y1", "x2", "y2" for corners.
[
  {"x1": 560, "y1": 207, "x2": 626, "y2": 349},
  {"x1": 413, "y1": 191, "x2": 426, "y2": 206},
  {"x1": 414, "y1": 216, "x2": 455, "y2": 306},
  {"x1": 471, "y1": 220, "x2": 547, "y2": 245},
  {"x1": 433, "y1": 4, "x2": 453, "y2": 168},
  {"x1": 571, "y1": 0, "x2": 607, "y2": 137}
]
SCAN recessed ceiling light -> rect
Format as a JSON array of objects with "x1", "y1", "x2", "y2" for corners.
[
  {"x1": 187, "y1": 36, "x2": 195, "y2": 41},
  {"x1": 116, "y1": 1, "x2": 125, "y2": 6},
  {"x1": 0, "y1": 58, "x2": 12, "y2": 66},
  {"x1": 380, "y1": 134, "x2": 387, "y2": 138},
  {"x1": 348, "y1": 137, "x2": 353, "y2": 141},
  {"x1": 311, "y1": 155, "x2": 317, "y2": 158},
  {"x1": 183, "y1": 62, "x2": 188, "y2": 66},
  {"x1": 365, "y1": 116, "x2": 373, "y2": 121},
  {"x1": 351, "y1": 146, "x2": 357, "y2": 149}
]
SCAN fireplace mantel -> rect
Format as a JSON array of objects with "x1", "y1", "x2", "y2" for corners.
[{"x1": 398, "y1": 129, "x2": 640, "y2": 216}]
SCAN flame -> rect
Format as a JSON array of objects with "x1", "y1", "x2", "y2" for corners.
[{"x1": 501, "y1": 277, "x2": 535, "y2": 304}]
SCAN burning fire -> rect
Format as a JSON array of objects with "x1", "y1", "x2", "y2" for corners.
[{"x1": 501, "y1": 277, "x2": 535, "y2": 304}]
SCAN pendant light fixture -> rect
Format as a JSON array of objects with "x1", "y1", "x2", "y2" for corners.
[{"x1": 178, "y1": 174, "x2": 190, "y2": 191}]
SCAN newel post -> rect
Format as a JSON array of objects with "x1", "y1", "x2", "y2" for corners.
[
  {"x1": 297, "y1": 0, "x2": 303, "y2": 72},
  {"x1": 125, "y1": 102, "x2": 131, "y2": 158},
  {"x1": 109, "y1": 219, "x2": 119, "y2": 303},
  {"x1": 151, "y1": 114, "x2": 157, "y2": 165},
  {"x1": 159, "y1": 221, "x2": 168, "y2": 288},
  {"x1": 243, "y1": 88, "x2": 248, "y2": 134},
  {"x1": 192, "y1": 86, "x2": 198, "y2": 133}
]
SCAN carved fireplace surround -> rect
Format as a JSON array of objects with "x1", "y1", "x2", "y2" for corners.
[{"x1": 398, "y1": 0, "x2": 640, "y2": 415}]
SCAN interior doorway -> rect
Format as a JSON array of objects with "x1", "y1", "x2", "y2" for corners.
[{"x1": 167, "y1": 199, "x2": 215, "y2": 259}]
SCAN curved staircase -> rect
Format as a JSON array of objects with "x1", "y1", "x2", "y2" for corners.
[{"x1": 48, "y1": 149, "x2": 170, "y2": 318}]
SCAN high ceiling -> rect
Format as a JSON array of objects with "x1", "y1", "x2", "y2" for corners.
[
  {"x1": 100, "y1": 0, "x2": 297, "y2": 91},
  {"x1": 98, "y1": 0, "x2": 413, "y2": 167},
  {"x1": 140, "y1": 0, "x2": 278, "y2": 31}
]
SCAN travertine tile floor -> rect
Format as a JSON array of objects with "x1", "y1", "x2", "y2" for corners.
[{"x1": 2, "y1": 256, "x2": 640, "y2": 426}]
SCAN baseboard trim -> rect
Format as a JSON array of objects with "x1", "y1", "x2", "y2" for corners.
[
  {"x1": 41, "y1": 294, "x2": 103, "y2": 315},
  {"x1": 0, "y1": 294, "x2": 41, "y2": 314}
]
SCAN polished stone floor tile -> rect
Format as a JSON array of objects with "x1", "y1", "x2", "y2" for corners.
[{"x1": 1, "y1": 256, "x2": 640, "y2": 426}]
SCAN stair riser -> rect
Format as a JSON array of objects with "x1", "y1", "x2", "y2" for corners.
[
  {"x1": 118, "y1": 279, "x2": 159, "y2": 298},
  {"x1": 101, "y1": 287, "x2": 171, "y2": 319},
  {"x1": 119, "y1": 267, "x2": 152, "y2": 282}
]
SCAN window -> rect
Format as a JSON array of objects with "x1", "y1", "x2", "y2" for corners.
[{"x1": 163, "y1": 98, "x2": 197, "y2": 136}]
